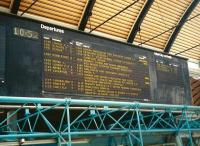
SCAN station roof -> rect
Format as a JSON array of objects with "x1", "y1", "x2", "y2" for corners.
[{"x1": 0, "y1": 0, "x2": 200, "y2": 60}]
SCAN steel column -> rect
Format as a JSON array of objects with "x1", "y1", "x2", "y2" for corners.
[
  {"x1": 78, "y1": 0, "x2": 96, "y2": 31},
  {"x1": 10, "y1": 0, "x2": 21, "y2": 14},
  {"x1": 127, "y1": 0, "x2": 154, "y2": 43}
]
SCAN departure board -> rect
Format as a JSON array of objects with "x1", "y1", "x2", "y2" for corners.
[
  {"x1": 0, "y1": 12, "x2": 192, "y2": 104},
  {"x1": 155, "y1": 53, "x2": 184, "y2": 86},
  {"x1": 43, "y1": 37, "x2": 150, "y2": 100},
  {"x1": 154, "y1": 53, "x2": 187, "y2": 104}
]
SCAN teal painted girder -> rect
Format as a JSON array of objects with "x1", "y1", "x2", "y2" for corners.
[{"x1": 0, "y1": 96, "x2": 200, "y2": 146}]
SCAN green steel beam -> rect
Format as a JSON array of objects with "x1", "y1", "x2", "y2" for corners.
[
  {"x1": 0, "y1": 96, "x2": 199, "y2": 145},
  {"x1": 0, "y1": 96, "x2": 199, "y2": 110}
]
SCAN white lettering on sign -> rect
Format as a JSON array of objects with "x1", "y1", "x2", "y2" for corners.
[{"x1": 41, "y1": 24, "x2": 64, "y2": 34}]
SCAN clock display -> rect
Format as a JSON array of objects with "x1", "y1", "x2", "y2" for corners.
[{"x1": 13, "y1": 27, "x2": 39, "y2": 39}]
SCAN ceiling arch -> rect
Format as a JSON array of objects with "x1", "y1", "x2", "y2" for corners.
[{"x1": 0, "y1": 0, "x2": 199, "y2": 60}]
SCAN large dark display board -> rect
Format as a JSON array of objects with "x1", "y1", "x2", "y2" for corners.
[
  {"x1": 0, "y1": 24, "x2": 5, "y2": 81},
  {"x1": 0, "y1": 13, "x2": 191, "y2": 104},
  {"x1": 0, "y1": 23, "x2": 6, "y2": 95},
  {"x1": 43, "y1": 36, "x2": 151, "y2": 100}
]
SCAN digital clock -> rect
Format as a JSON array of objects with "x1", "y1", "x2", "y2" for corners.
[{"x1": 13, "y1": 27, "x2": 39, "y2": 39}]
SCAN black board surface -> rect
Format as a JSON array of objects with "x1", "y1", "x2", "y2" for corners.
[{"x1": 0, "y1": 24, "x2": 5, "y2": 81}]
